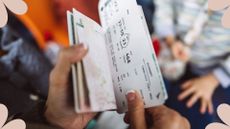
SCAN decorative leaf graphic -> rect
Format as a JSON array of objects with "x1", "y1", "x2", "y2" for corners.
[
  {"x1": 222, "y1": 7, "x2": 230, "y2": 28},
  {"x1": 0, "y1": 0, "x2": 8, "y2": 28},
  {"x1": 2, "y1": 120, "x2": 26, "y2": 129},
  {"x1": 2, "y1": 0, "x2": 28, "y2": 14},
  {"x1": 0, "y1": 104, "x2": 26, "y2": 129},
  {"x1": 206, "y1": 104, "x2": 230, "y2": 129},
  {"x1": 208, "y1": 0, "x2": 230, "y2": 28},
  {"x1": 209, "y1": 0, "x2": 230, "y2": 10},
  {"x1": 0, "y1": 0, "x2": 28, "y2": 27},
  {"x1": 0, "y1": 104, "x2": 8, "y2": 128}
]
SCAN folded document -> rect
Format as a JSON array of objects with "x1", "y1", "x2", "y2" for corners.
[{"x1": 67, "y1": 0, "x2": 167, "y2": 113}]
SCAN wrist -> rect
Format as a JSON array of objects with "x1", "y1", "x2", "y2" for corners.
[{"x1": 207, "y1": 74, "x2": 220, "y2": 89}]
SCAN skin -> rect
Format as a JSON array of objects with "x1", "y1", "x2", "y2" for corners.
[
  {"x1": 125, "y1": 91, "x2": 191, "y2": 129},
  {"x1": 164, "y1": 36, "x2": 190, "y2": 63},
  {"x1": 165, "y1": 36, "x2": 220, "y2": 114},
  {"x1": 170, "y1": 41, "x2": 190, "y2": 63},
  {"x1": 45, "y1": 44, "x2": 190, "y2": 129},
  {"x1": 178, "y1": 74, "x2": 219, "y2": 114},
  {"x1": 45, "y1": 44, "x2": 96, "y2": 129}
]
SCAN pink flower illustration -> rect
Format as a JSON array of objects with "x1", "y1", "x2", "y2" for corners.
[
  {"x1": 208, "y1": 0, "x2": 230, "y2": 28},
  {"x1": 0, "y1": 104, "x2": 26, "y2": 129},
  {"x1": 206, "y1": 104, "x2": 230, "y2": 129},
  {"x1": 0, "y1": 0, "x2": 28, "y2": 28}
]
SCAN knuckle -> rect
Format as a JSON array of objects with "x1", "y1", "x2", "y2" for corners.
[
  {"x1": 197, "y1": 91, "x2": 202, "y2": 96},
  {"x1": 58, "y1": 48, "x2": 68, "y2": 59},
  {"x1": 49, "y1": 70, "x2": 56, "y2": 85},
  {"x1": 203, "y1": 95, "x2": 210, "y2": 101}
]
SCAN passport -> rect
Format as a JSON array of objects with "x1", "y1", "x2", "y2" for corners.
[{"x1": 67, "y1": 0, "x2": 167, "y2": 113}]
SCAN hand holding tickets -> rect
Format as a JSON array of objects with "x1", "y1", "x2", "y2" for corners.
[
  {"x1": 67, "y1": 0, "x2": 167, "y2": 113},
  {"x1": 45, "y1": 45, "x2": 189, "y2": 129},
  {"x1": 125, "y1": 91, "x2": 190, "y2": 129}
]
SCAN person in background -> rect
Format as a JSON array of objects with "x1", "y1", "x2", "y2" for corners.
[
  {"x1": 0, "y1": 14, "x2": 53, "y2": 117},
  {"x1": 137, "y1": 0, "x2": 155, "y2": 34},
  {"x1": 154, "y1": 0, "x2": 230, "y2": 129},
  {"x1": 45, "y1": 44, "x2": 190, "y2": 129}
]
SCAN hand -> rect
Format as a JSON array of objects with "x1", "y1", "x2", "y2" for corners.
[
  {"x1": 171, "y1": 41, "x2": 190, "y2": 62},
  {"x1": 178, "y1": 74, "x2": 220, "y2": 114},
  {"x1": 125, "y1": 90, "x2": 190, "y2": 129},
  {"x1": 45, "y1": 44, "x2": 96, "y2": 129}
]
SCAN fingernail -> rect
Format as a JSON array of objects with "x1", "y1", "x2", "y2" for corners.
[
  {"x1": 78, "y1": 43, "x2": 88, "y2": 50},
  {"x1": 83, "y1": 43, "x2": 89, "y2": 50},
  {"x1": 82, "y1": 43, "x2": 88, "y2": 50},
  {"x1": 126, "y1": 90, "x2": 136, "y2": 102}
]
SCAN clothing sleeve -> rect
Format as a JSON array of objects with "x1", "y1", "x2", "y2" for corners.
[
  {"x1": 153, "y1": 0, "x2": 175, "y2": 38},
  {"x1": 213, "y1": 56, "x2": 230, "y2": 88}
]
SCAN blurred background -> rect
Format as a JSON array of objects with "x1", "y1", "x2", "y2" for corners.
[{"x1": 0, "y1": 0, "x2": 230, "y2": 129}]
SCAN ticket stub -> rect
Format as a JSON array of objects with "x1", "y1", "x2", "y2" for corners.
[
  {"x1": 99, "y1": 0, "x2": 167, "y2": 113},
  {"x1": 68, "y1": 10, "x2": 117, "y2": 112},
  {"x1": 67, "y1": 0, "x2": 167, "y2": 113}
]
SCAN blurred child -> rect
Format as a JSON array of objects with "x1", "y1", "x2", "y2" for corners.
[{"x1": 154, "y1": 0, "x2": 230, "y2": 129}]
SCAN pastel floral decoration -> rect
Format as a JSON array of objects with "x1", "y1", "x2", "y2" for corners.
[
  {"x1": 208, "y1": 0, "x2": 230, "y2": 28},
  {"x1": 206, "y1": 104, "x2": 230, "y2": 129},
  {"x1": 0, "y1": 0, "x2": 28, "y2": 28},
  {"x1": 0, "y1": 104, "x2": 26, "y2": 129}
]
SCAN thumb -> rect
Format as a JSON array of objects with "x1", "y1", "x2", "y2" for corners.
[
  {"x1": 55, "y1": 44, "x2": 88, "y2": 75},
  {"x1": 50, "y1": 44, "x2": 88, "y2": 87},
  {"x1": 126, "y1": 90, "x2": 146, "y2": 129}
]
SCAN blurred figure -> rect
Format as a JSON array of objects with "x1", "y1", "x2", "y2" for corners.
[
  {"x1": 137, "y1": 0, "x2": 155, "y2": 34},
  {"x1": 154, "y1": 0, "x2": 230, "y2": 129}
]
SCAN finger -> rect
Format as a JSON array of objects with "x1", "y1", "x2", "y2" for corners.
[
  {"x1": 208, "y1": 101, "x2": 214, "y2": 114},
  {"x1": 200, "y1": 99, "x2": 207, "y2": 114},
  {"x1": 181, "y1": 80, "x2": 192, "y2": 90},
  {"x1": 178, "y1": 87, "x2": 195, "y2": 101},
  {"x1": 55, "y1": 44, "x2": 88, "y2": 74},
  {"x1": 187, "y1": 94, "x2": 199, "y2": 108},
  {"x1": 124, "y1": 113, "x2": 130, "y2": 124},
  {"x1": 126, "y1": 90, "x2": 146, "y2": 129},
  {"x1": 50, "y1": 44, "x2": 88, "y2": 87}
]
